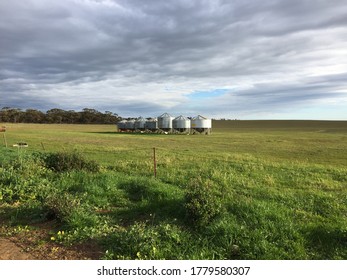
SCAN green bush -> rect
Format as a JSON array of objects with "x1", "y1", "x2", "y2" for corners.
[
  {"x1": 184, "y1": 176, "x2": 223, "y2": 227},
  {"x1": 44, "y1": 191, "x2": 81, "y2": 222},
  {"x1": 41, "y1": 151, "x2": 100, "y2": 172},
  {"x1": 43, "y1": 190, "x2": 99, "y2": 229}
]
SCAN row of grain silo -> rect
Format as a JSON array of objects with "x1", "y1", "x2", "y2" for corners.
[{"x1": 117, "y1": 113, "x2": 212, "y2": 134}]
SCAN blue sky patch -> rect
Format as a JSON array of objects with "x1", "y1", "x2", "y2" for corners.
[{"x1": 187, "y1": 89, "x2": 229, "y2": 100}]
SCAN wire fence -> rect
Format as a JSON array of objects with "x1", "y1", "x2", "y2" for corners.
[
  {"x1": 2, "y1": 136, "x2": 262, "y2": 184},
  {"x1": 78, "y1": 145, "x2": 258, "y2": 182}
]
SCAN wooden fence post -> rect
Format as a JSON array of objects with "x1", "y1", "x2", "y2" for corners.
[
  {"x1": 153, "y1": 147, "x2": 157, "y2": 178},
  {"x1": 3, "y1": 133, "x2": 7, "y2": 148}
]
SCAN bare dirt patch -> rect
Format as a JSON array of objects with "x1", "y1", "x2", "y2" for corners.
[
  {"x1": 0, "y1": 237, "x2": 33, "y2": 260},
  {"x1": 0, "y1": 221, "x2": 103, "y2": 260}
]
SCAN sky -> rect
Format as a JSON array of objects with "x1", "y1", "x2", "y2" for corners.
[{"x1": 1, "y1": 0, "x2": 347, "y2": 119}]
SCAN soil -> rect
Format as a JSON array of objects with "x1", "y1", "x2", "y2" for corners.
[
  {"x1": 0, "y1": 220, "x2": 103, "y2": 260},
  {"x1": 0, "y1": 238, "x2": 33, "y2": 260}
]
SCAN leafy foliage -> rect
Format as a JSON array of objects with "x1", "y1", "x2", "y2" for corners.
[
  {"x1": 184, "y1": 176, "x2": 224, "y2": 227},
  {"x1": 0, "y1": 155, "x2": 51, "y2": 203},
  {"x1": 40, "y1": 151, "x2": 100, "y2": 172},
  {"x1": 103, "y1": 222, "x2": 195, "y2": 260}
]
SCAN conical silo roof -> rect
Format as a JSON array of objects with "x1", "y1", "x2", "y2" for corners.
[
  {"x1": 174, "y1": 115, "x2": 188, "y2": 120},
  {"x1": 159, "y1": 112, "x2": 173, "y2": 118},
  {"x1": 192, "y1": 115, "x2": 208, "y2": 120}
]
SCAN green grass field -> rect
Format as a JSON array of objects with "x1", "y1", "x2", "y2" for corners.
[{"x1": 1, "y1": 121, "x2": 346, "y2": 259}]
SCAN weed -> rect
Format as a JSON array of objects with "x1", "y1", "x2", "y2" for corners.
[
  {"x1": 184, "y1": 176, "x2": 224, "y2": 228},
  {"x1": 102, "y1": 222, "x2": 192, "y2": 260}
]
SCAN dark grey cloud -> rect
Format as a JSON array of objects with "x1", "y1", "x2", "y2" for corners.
[
  {"x1": 1, "y1": 90, "x2": 58, "y2": 111},
  {"x1": 0, "y1": 0, "x2": 347, "y2": 119}
]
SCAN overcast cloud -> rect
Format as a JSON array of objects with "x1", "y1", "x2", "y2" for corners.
[{"x1": 1, "y1": 0, "x2": 347, "y2": 119}]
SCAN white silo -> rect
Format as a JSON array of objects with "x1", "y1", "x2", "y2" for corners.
[
  {"x1": 191, "y1": 115, "x2": 212, "y2": 134},
  {"x1": 158, "y1": 113, "x2": 174, "y2": 133},
  {"x1": 134, "y1": 117, "x2": 146, "y2": 131},
  {"x1": 145, "y1": 118, "x2": 158, "y2": 131},
  {"x1": 173, "y1": 115, "x2": 191, "y2": 133}
]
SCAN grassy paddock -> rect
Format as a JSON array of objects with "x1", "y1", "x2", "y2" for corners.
[
  {"x1": 1, "y1": 120, "x2": 347, "y2": 167},
  {"x1": 0, "y1": 120, "x2": 347, "y2": 259}
]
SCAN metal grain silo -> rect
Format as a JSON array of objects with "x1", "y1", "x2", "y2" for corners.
[
  {"x1": 134, "y1": 117, "x2": 146, "y2": 131},
  {"x1": 173, "y1": 115, "x2": 191, "y2": 133},
  {"x1": 191, "y1": 115, "x2": 212, "y2": 134},
  {"x1": 117, "y1": 120, "x2": 127, "y2": 132},
  {"x1": 145, "y1": 118, "x2": 158, "y2": 131},
  {"x1": 158, "y1": 113, "x2": 174, "y2": 132},
  {"x1": 125, "y1": 119, "x2": 135, "y2": 131}
]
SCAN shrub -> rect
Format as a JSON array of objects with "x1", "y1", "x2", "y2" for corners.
[
  {"x1": 43, "y1": 191, "x2": 81, "y2": 222},
  {"x1": 184, "y1": 176, "x2": 223, "y2": 228},
  {"x1": 41, "y1": 151, "x2": 99, "y2": 173},
  {"x1": 43, "y1": 190, "x2": 99, "y2": 228}
]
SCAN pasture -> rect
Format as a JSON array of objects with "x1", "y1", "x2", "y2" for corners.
[{"x1": 0, "y1": 120, "x2": 346, "y2": 259}]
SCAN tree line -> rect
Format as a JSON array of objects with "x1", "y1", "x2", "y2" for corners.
[{"x1": 0, "y1": 107, "x2": 122, "y2": 124}]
